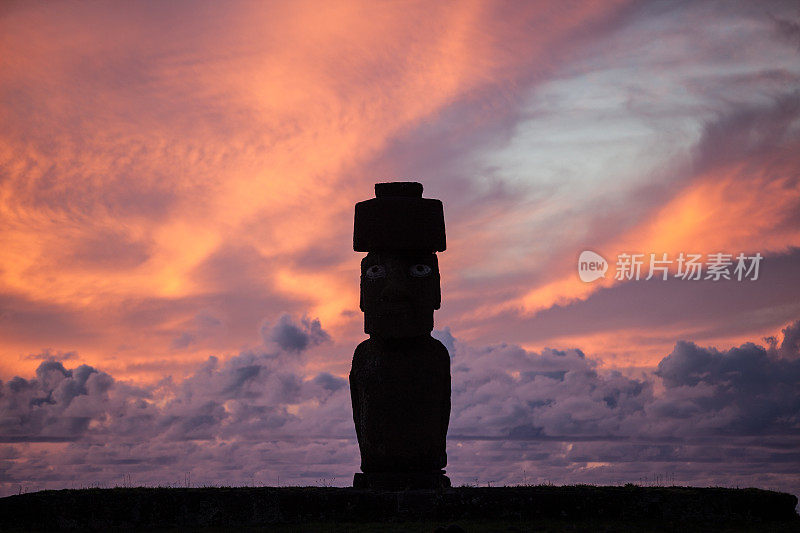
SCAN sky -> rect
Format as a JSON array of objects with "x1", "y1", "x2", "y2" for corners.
[{"x1": 1, "y1": 0, "x2": 799, "y2": 497}]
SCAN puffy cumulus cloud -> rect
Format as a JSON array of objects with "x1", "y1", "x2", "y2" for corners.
[
  {"x1": 772, "y1": 319, "x2": 800, "y2": 359},
  {"x1": 445, "y1": 321, "x2": 800, "y2": 495},
  {"x1": 0, "y1": 361, "x2": 136, "y2": 443},
  {"x1": 0, "y1": 336, "x2": 356, "y2": 490},
  {"x1": 432, "y1": 327, "x2": 456, "y2": 358},
  {"x1": 261, "y1": 314, "x2": 331, "y2": 354},
  {"x1": 652, "y1": 326, "x2": 800, "y2": 436},
  {"x1": 0, "y1": 313, "x2": 340, "y2": 445},
  {"x1": 2, "y1": 320, "x2": 799, "y2": 496},
  {"x1": 449, "y1": 343, "x2": 651, "y2": 440}
]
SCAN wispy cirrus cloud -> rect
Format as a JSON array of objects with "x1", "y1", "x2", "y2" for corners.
[{"x1": 0, "y1": 0, "x2": 633, "y2": 379}]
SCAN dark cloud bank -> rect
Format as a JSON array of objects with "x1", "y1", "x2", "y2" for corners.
[{"x1": 1, "y1": 316, "x2": 798, "y2": 497}]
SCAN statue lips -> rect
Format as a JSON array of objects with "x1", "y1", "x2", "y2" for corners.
[
  {"x1": 373, "y1": 303, "x2": 415, "y2": 324},
  {"x1": 375, "y1": 303, "x2": 414, "y2": 313}
]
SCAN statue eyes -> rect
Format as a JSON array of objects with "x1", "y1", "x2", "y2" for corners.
[
  {"x1": 409, "y1": 264, "x2": 432, "y2": 277},
  {"x1": 365, "y1": 265, "x2": 386, "y2": 280},
  {"x1": 365, "y1": 263, "x2": 432, "y2": 279}
]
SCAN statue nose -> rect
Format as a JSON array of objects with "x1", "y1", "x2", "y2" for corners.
[{"x1": 379, "y1": 270, "x2": 408, "y2": 303}]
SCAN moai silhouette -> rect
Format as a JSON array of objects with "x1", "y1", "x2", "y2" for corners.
[{"x1": 350, "y1": 181, "x2": 451, "y2": 489}]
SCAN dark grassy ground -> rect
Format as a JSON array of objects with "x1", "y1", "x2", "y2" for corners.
[{"x1": 0, "y1": 485, "x2": 797, "y2": 532}]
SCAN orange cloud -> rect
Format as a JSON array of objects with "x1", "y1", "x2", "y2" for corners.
[
  {"x1": 518, "y1": 134, "x2": 800, "y2": 316},
  {"x1": 0, "y1": 1, "x2": 632, "y2": 381}
]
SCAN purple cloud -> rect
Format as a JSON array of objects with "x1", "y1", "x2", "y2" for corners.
[
  {"x1": 262, "y1": 314, "x2": 331, "y2": 354},
  {"x1": 1, "y1": 319, "x2": 798, "y2": 497}
]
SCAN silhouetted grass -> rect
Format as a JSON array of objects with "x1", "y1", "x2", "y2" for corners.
[{"x1": 0, "y1": 485, "x2": 797, "y2": 532}]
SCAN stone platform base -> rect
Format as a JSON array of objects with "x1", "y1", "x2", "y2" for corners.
[
  {"x1": 353, "y1": 471, "x2": 451, "y2": 490},
  {"x1": 2, "y1": 486, "x2": 798, "y2": 530}
]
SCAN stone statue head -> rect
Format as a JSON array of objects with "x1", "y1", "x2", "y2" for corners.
[
  {"x1": 354, "y1": 181, "x2": 446, "y2": 338},
  {"x1": 360, "y1": 251, "x2": 440, "y2": 337}
]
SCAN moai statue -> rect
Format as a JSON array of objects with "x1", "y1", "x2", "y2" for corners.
[{"x1": 350, "y1": 181, "x2": 451, "y2": 490}]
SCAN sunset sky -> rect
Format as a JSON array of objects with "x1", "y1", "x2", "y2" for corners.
[{"x1": 1, "y1": 1, "x2": 799, "y2": 496}]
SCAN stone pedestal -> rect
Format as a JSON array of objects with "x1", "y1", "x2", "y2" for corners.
[{"x1": 353, "y1": 471, "x2": 451, "y2": 490}]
